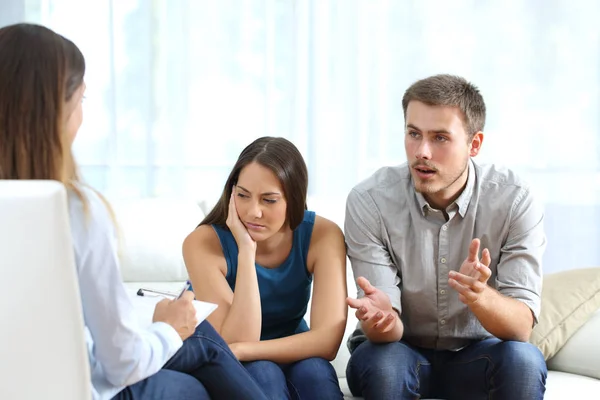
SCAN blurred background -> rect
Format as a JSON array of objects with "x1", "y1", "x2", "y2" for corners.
[{"x1": 1, "y1": 0, "x2": 599, "y2": 273}]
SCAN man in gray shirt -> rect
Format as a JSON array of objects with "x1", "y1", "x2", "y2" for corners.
[{"x1": 344, "y1": 74, "x2": 547, "y2": 400}]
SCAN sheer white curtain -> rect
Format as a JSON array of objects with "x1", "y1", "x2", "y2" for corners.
[{"x1": 2, "y1": 0, "x2": 599, "y2": 273}]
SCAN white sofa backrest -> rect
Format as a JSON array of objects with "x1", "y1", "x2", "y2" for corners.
[
  {"x1": 0, "y1": 181, "x2": 91, "y2": 400},
  {"x1": 110, "y1": 198, "x2": 205, "y2": 282}
]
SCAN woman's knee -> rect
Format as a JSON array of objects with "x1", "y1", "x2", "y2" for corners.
[
  {"x1": 286, "y1": 357, "x2": 338, "y2": 382},
  {"x1": 244, "y1": 360, "x2": 285, "y2": 379},
  {"x1": 243, "y1": 360, "x2": 289, "y2": 398},
  {"x1": 191, "y1": 320, "x2": 220, "y2": 340},
  {"x1": 285, "y1": 358, "x2": 342, "y2": 399}
]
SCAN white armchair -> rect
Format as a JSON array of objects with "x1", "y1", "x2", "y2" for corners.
[{"x1": 0, "y1": 181, "x2": 91, "y2": 400}]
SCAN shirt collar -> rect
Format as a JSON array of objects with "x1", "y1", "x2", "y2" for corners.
[
  {"x1": 414, "y1": 159, "x2": 475, "y2": 218},
  {"x1": 454, "y1": 160, "x2": 475, "y2": 217}
]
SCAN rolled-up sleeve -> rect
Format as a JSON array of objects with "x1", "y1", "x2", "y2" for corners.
[
  {"x1": 496, "y1": 187, "x2": 546, "y2": 323},
  {"x1": 344, "y1": 188, "x2": 402, "y2": 313}
]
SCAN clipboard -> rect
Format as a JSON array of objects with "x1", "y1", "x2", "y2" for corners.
[{"x1": 127, "y1": 287, "x2": 218, "y2": 329}]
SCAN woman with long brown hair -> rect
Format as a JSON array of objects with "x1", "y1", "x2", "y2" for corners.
[
  {"x1": 184, "y1": 137, "x2": 348, "y2": 399},
  {"x1": 0, "y1": 23, "x2": 268, "y2": 400}
]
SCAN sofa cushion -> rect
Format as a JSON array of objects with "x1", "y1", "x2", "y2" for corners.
[
  {"x1": 530, "y1": 267, "x2": 600, "y2": 360},
  {"x1": 547, "y1": 308, "x2": 600, "y2": 380},
  {"x1": 544, "y1": 370, "x2": 600, "y2": 400},
  {"x1": 111, "y1": 199, "x2": 205, "y2": 282}
]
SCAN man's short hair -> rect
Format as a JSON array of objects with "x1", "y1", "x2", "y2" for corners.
[{"x1": 402, "y1": 74, "x2": 486, "y2": 137}]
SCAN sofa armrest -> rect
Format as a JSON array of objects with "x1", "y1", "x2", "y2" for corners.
[{"x1": 547, "y1": 308, "x2": 600, "y2": 380}]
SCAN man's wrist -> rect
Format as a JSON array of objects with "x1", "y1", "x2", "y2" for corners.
[{"x1": 468, "y1": 284, "x2": 494, "y2": 313}]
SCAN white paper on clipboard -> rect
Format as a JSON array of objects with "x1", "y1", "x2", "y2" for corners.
[{"x1": 128, "y1": 288, "x2": 218, "y2": 329}]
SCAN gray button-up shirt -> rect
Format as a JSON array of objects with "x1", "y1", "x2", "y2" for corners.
[{"x1": 345, "y1": 160, "x2": 545, "y2": 351}]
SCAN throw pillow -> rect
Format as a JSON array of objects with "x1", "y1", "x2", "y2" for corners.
[{"x1": 530, "y1": 267, "x2": 600, "y2": 360}]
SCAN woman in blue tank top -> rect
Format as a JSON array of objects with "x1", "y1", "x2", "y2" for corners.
[{"x1": 184, "y1": 137, "x2": 347, "y2": 399}]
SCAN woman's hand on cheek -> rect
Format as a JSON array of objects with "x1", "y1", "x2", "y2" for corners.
[{"x1": 226, "y1": 190, "x2": 257, "y2": 252}]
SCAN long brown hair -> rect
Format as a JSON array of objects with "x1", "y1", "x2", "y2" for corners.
[
  {"x1": 0, "y1": 23, "x2": 118, "y2": 226},
  {"x1": 201, "y1": 137, "x2": 308, "y2": 231},
  {"x1": 0, "y1": 23, "x2": 84, "y2": 186}
]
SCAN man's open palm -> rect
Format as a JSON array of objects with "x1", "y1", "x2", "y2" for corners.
[{"x1": 347, "y1": 277, "x2": 396, "y2": 333}]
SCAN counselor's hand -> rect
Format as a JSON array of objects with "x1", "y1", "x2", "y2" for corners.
[{"x1": 153, "y1": 291, "x2": 198, "y2": 341}]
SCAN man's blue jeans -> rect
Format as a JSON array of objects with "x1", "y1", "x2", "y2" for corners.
[
  {"x1": 244, "y1": 357, "x2": 344, "y2": 400},
  {"x1": 346, "y1": 338, "x2": 547, "y2": 400},
  {"x1": 113, "y1": 320, "x2": 268, "y2": 400}
]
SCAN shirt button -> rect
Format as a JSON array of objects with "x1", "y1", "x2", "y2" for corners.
[
  {"x1": 440, "y1": 289, "x2": 446, "y2": 295},
  {"x1": 440, "y1": 257, "x2": 447, "y2": 264},
  {"x1": 440, "y1": 319, "x2": 446, "y2": 325},
  {"x1": 442, "y1": 225, "x2": 448, "y2": 231}
]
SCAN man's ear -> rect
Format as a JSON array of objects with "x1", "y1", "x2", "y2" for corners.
[{"x1": 469, "y1": 131, "x2": 484, "y2": 157}]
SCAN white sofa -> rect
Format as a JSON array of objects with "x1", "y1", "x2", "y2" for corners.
[{"x1": 113, "y1": 197, "x2": 600, "y2": 399}]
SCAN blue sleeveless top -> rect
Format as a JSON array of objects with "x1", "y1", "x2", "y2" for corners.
[{"x1": 212, "y1": 210, "x2": 315, "y2": 340}]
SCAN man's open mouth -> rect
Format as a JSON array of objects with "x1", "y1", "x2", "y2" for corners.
[{"x1": 414, "y1": 166, "x2": 436, "y2": 176}]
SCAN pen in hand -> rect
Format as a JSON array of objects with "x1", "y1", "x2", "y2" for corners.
[
  {"x1": 151, "y1": 280, "x2": 196, "y2": 340},
  {"x1": 137, "y1": 280, "x2": 192, "y2": 300},
  {"x1": 175, "y1": 280, "x2": 192, "y2": 300}
]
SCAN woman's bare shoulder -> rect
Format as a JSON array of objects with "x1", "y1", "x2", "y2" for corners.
[
  {"x1": 182, "y1": 224, "x2": 226, "y2": 271},
  {"x1": 311, "y1": 214, "x2": 344, "y2": 242}
]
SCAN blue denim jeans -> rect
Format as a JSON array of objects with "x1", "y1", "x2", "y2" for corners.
[
  {"x1": 113, "y1": 320, "x2": 268, "y2": 400},
  {"x1": 243, "y1": 357, "x2": 344, "y2": 400},
  {"x1": 346, "y1": 337, "x2": 547, "y2": 400}
]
